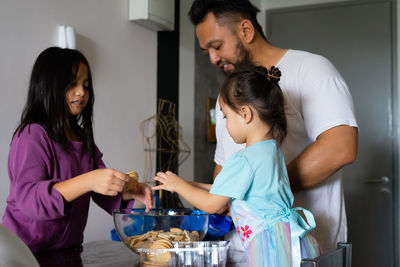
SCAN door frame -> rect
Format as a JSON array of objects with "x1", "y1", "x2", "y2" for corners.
[{"x1": 265, "y1": 0, "x2": 399, "y2": 265}]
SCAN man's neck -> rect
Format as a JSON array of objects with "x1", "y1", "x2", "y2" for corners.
[{"x1": 250, "y1": 38, "x2": 287, "y2": 69}]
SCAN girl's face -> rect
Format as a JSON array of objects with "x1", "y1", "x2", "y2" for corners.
[
  {"x1": 219, "y1": 97, "x2": 246, "y2": 144},
  {"x1": 66, "y1": 63, "x2": 89, "y2": 116}
]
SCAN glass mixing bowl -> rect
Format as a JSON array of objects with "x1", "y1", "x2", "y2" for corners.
[{"x1": 113, "y1": 209, "x2": 209, "y2": 243}]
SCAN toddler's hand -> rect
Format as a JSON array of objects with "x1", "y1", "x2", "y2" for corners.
[
  {"x1": 123, "y1": 182, "x2": 153, "y2": 212},
  {"x1": 152, "y1": 171, "x2": 183, "y2": 193},
  {"x1": 90, "y1": 168, "x2": 128, "y2": 196}
]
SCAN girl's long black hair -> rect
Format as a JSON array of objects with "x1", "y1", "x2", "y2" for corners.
[{"x1": 14, "y1": 47, "x2": 96, "y2": 159}]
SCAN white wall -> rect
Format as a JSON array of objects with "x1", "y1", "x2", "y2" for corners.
[{"x1": 0, "y1": 0, "x2": 158, "y2": 242}]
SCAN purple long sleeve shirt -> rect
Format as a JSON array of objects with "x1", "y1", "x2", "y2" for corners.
[{"x1": 2, "y1": 124, "x2": 131, "y2": 252}]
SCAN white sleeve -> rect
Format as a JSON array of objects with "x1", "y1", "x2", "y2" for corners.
[
  {"x1": 214, "y1": 96, "x2": 245, "y2": 166},
  {"x1": 301, "y1": 56, "x2": 358, "y2": 141},
  {"x1": 214, "y1": 97, "x2": 225, "y2": 165}
]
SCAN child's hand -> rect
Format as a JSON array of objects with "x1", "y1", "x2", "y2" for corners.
[
  {"x1": 123, "y1": 182, "x2": 153, "y2": 213},
  {"x1": 90, "y1": 168, "x2": 129, "y2": 196},
  {"x1": 152, "y1": 171, "x2": 183, "y2": 193}
]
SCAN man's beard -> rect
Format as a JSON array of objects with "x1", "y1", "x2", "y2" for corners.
[
  {"x1": 235, "y1": 39, "x2": 252, "y2": 66},
  {"x1": 221, "y1": 39, "x2": 252, "y2": 76}
]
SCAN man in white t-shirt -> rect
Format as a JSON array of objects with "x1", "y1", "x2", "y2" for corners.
[{"x1": 188, "y1": 0, "x2": 358, "y2": 252}]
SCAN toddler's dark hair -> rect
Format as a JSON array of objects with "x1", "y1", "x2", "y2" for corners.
[{"x1": 220, "y1": 64, "x2": 287, "y2": 144}]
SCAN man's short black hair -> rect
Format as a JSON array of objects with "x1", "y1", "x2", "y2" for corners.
[{"x1": 188, "y1": 0, "x2": 266, "y2": 40}]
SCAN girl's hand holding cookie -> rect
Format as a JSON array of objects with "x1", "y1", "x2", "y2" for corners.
[
  {"x1": 152, "y1": 171, "x2": 183, "y2": 193},
  {"x1": 89, "y1": 168, "x2": 129, "y2": 196},
  {"x1": 123, "y1": 182, "x2": 153, "y2": 212}
]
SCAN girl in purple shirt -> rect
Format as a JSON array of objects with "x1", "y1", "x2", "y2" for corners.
[{"x1": 2, "y1": 47, "x2": 152, "y2": 252}]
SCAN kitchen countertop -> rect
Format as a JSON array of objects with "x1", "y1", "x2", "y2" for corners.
[
  {"x1": 34, "y1": 240, "x2": 139, "y2": 267},
  {"x1": 34, "y1": 240, "x2": 247, "y2": 267}
]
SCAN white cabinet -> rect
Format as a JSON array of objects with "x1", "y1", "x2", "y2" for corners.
[{"x1": 129, "y1": 0, "x2": 175, "y2": 31}]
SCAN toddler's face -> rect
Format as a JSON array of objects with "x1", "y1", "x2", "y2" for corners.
[
  {"x1": 66, "y1": 62, "x2": 89, "y2": 116},
  {"x1": 219, "y1": 98, "x2": 246, "y2": 144}
]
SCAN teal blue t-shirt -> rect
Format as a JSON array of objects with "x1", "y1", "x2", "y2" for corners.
[{"x1": 210, "y1": 139, "x2": 293, "y2": 220}]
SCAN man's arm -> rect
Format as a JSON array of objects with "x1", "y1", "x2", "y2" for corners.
[
  {"x1": 287, "y1": 125, "x2": 358, "y2": 192},
  {"x1": 213, "y1": 164, "x2": 223, "y2": 180}
]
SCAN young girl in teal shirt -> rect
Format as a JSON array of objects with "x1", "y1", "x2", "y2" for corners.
[{"x1": 153, "y1": 64, "x2": 320, "y2": 267}]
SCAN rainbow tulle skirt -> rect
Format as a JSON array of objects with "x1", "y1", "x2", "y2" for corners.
[{"x1": 245, "y1": 222, "x2": 320, "y2": 267}]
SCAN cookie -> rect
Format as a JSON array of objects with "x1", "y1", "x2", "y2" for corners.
[{"x1": 126, "y1": 171, "x2": 139, "y2": 191}]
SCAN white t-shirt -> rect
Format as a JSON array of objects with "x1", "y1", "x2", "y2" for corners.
[{"x1": 214, "y1": 49, "x2": 358, "y2": 252}]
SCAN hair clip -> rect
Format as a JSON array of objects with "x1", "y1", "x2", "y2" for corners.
[
  {"x1": 267, "y1": 73, "x2": 280, "y2": 80},
  {"x1": 267, "y1": 66, "x2": 281, "y2": 82}
]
